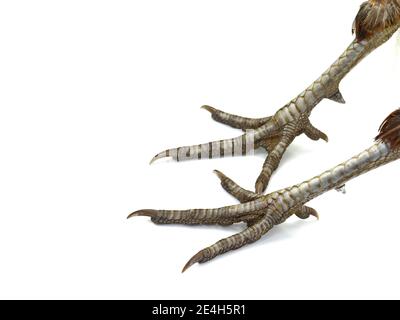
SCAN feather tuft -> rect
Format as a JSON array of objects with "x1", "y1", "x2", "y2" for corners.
[
  {"x1": 375, "y1": 109, "x2": 400, "y2": 148},
  {"x1": 353, "y1": 0, "x2": 400, "y2": 41}
]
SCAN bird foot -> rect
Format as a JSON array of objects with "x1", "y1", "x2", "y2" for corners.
[
  {"x1": 129, "y1": 170, "x2": 319, "y2": 272},
  {"x1": 151, "y1": 105, "x2": 328, "y2": 194}
]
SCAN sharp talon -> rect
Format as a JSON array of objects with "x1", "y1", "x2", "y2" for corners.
[
  {"x1": 311, "y1": 212, "x2": 320, "y2": 220},
  {"x1": 213, "y1": 169, "x2": 226, "y2": 181},
  {"x1": 127, "y1": 209, "x2": 158, "y2": 219},
  {"x1": 150, "y1": 154, "x2": 161, "y2": 165},
  {"x1": 182, "y1": 251, "x2": 204, "y2": 273},
  {"x1": 201, "y1": 105, "x2": 216, "y2": 113},
  {"x1": 150, "y1": 152, "x2": 168, "y2": 165},
  {"x1": 321, "y1": 134, "x2": 329, "y2": 143},
  {"x1": 295, "y1": 206, "x2": 319, "y2": 220},
  {"x1": 127, "y1": 212, "x2": 140, "y2": 219}
]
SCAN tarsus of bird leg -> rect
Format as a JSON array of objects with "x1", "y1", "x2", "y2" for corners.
[
  {"x1": 150, "y1": 1, "x2": 400, "y2": 193},
  {"x1": 130, "y1": 108, "x2": 400, "y2": 272}
]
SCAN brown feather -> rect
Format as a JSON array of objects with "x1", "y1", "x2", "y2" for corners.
[
  {"x1": 353, "y1": 0, "x2": 400, "y2": 41},
  {"x1": 375, "y1": 109, "x2": 400, "y2": 148}
]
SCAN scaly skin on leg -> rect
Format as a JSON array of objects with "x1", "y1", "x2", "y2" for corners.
[
  {"x1": 255, "y1": 118, "x2": 329, "y2": 192},
  {"x1": 149, "y1": 1, "x2": 400, "y2": 193},
  {"x1": 130, "y1": 109, "x2": 400, "y2": 272},
  {"x1": 255, "y1": 122, "x2": 297, "y2": 193},
  {"x1": 214, "y1": 169, "x2": 319, "y2": 221}
]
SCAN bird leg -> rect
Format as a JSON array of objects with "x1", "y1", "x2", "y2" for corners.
[{"x1": 129, "y1": 2, "x2": 400, "y2": 272}]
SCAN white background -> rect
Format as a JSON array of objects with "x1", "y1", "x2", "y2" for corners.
[{"x1": 0, "y1": 0, "x2": 400, "y2": 300}]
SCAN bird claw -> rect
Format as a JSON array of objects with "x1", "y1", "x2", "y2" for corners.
[
  {"x1": 127, "y1": 210, "x2": 157, "y2": 219},
  {"x1": 295, "y1": 206, "x2": 319, "y2": 220},
  {"x1": 182, "y1": 250, "x2": 207, "y2": 273}
]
